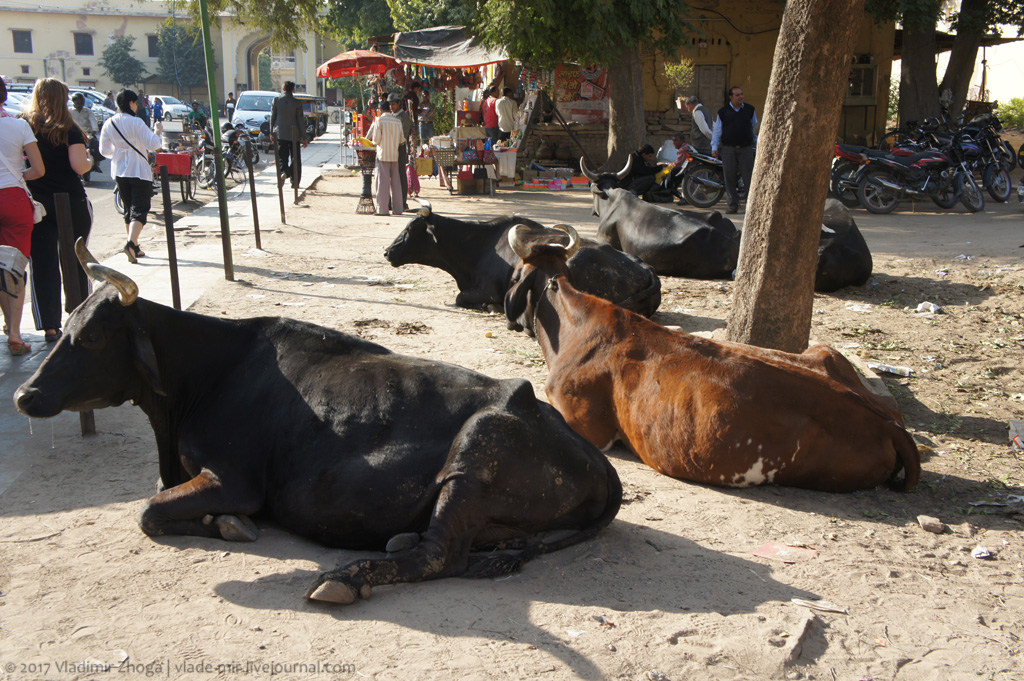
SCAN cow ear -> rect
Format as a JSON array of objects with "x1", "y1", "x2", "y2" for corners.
[
  {"x1": 504, "y1": 268, "x2": 535, "y2": 330},
  {"x1": 131, "y1": 324, "x2": 167, "y2": 396}
]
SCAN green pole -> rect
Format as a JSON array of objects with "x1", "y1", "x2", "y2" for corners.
[{"x1": 197, "y1": 0, "x2": 234, "y2": 281}]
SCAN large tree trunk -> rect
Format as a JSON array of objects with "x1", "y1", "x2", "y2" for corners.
[
  {"x1": 899, "y1": 26, "x2": 942, "y2": 126},
  {"x1": 726, "y1": 0, "x2": 865, "y2": 353},
  {"x1": 604, "y1": 46, "x2": 645, "y2": 172},
  {"x1": 939, "y1": 0, "x2": 988, "y2": 120}
]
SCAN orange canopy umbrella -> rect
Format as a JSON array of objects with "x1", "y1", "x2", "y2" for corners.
[{"x1": 316, "y1": 49, "x2": 400, "y2": 79}]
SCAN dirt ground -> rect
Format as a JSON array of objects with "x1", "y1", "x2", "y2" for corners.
[{"x1": 2, "y1": 169, "x2": 1023, "y2": 681}]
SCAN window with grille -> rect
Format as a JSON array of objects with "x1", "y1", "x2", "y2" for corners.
[
  {"x1": 13, "y1": 30, "x2": 32, "y2": 53},
  {"x1": 148, "y1": 35, "x2": 159, "y2": 58},
  {"x1": 74, "y1": 33, "x2": 93, "y2": 56}
]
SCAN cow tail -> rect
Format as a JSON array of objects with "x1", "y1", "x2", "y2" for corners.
[
  {"x1": 462, "y1": 455, "x2": 623, "y2": 579},
  {"x1": 887, "y1": 422, "x2": 922, "y2": 492}
]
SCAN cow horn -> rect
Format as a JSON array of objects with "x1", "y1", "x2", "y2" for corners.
[
  {"x1": 412, "y1": 197, "x2": 431, "y2": 217},
  {"x1": 75, "y1": 238, "x2": 138, "y2": 306},
  {"x1": 615, "y1": 154, "x2": 633, "y2": 181},
  {"x1": 551, "y1": 224, "x2": 580, "y2": 258},
  {"x1": 579, "y1": 157, "x2": 598, "y2": 182},
  {"x1": 508, "y1": 224, "x2": 534, "y2": 261}
]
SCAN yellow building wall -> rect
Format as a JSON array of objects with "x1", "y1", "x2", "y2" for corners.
[{"x1": 642, "y1": 0, "x2": 894, "y2": 144}]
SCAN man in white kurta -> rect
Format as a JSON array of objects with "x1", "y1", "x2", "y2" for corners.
[{"x1": 368, "y1": 94, "x2": 405, "y2": 217}]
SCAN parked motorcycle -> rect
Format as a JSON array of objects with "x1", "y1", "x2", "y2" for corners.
[
  {"x1": 830, "y1": 141, "x2": 919, "y2": 208},
  {"x1": 676, "y1": 145, "x2": 725, "y2": 208},
  {"x1": 856, "y1": 129, "x2": 984, "y2": 214}
]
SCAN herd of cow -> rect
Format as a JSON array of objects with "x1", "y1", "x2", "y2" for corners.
[{"x1": 13, "y1": 167, "x2": 915, "y2": 606}]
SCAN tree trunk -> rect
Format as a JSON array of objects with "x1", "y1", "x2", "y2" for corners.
[
  {"x1": 938, "y1": 0, "x2": 988, "y2": 120},
  {"x1": 899, "y1": 26, "x2": 941, "y2": 126},
  {"x1": 604, "y1": 46, "x2": 645, "y2": 172},
  {"x1": 726, "y1": 0, "x2": 865, "y2": 353}
]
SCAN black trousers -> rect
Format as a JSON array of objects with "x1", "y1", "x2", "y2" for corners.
[
  {"x1": 30, "y1": 193, "x2": 92, "y2": 331},
  {"x1": 277, "y1": 139, "x2": 302, "y2": 186}
]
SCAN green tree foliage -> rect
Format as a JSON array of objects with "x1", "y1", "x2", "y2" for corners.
[
  {"x1": 323, "y1": 0, "x2": 395, "y2": 49},
  {"x1": 663, "y1": 60, "x2": 694, "y2": 92},
  {"x1": 157, "y1": 22, "x2": 208, "y2": 98},
  {"x1": 101, "y1": 35, "x2": 147, "y2": 87},
  {"x1": 997, "y1": 97, "x2": 1024, "y2": 127},
  {"x1": 258, "y1": 52, "x2": 272, "y2": 90},
  {"x1": 471, "y1": 0, "x2": 693, "y2": 69},
  {"x1": 385, "y1": 0, "x2": 475, "y2": 31},
  {"x1": 186, "y1": 0, "x2": 323, "y2": 49}
]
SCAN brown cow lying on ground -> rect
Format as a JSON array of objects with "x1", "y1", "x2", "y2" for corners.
[{"x1": 504, "y1": 224, "x2": 921, "y2": 493}]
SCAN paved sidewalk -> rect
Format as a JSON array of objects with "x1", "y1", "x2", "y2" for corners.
[{"x1": 0, "y1": 130, "x2": 347, "y2": 495}]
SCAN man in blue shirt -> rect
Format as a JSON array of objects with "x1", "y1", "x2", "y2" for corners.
[{"x1": 711, "y1": 86, "x2": 758, "y2": 214}]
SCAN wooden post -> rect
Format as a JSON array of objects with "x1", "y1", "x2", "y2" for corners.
[
  {"x1": 158, "y1": 166, "x2": 182, "y2": 311},
  {"x1": 53, "y1": 193, "x2": 93, "y2": 435}
]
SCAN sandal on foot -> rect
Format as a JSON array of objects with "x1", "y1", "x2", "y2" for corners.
[
  {"x1": 45, "y1": 329, "x2": 62, "y2": 343},
  {"x1": 123, "y1": 241, "x2": 144, "y2": 263},
  {"x1": 8, "y1": 340, "x2": 31, "y2": 356}
]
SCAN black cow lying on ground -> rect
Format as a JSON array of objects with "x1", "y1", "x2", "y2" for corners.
[
  {"x1": 590, "y1": 183, "x2": 741, "y2": 279},
  {"x1": 14, "y1": 240, "x2": 622, "y2": 605},
  {"x1": 815, "y1": 199, "x2": 873, "y2": 292},
  {"x1": 384, "y1": 200, "x2": 661, "y2": 318}
]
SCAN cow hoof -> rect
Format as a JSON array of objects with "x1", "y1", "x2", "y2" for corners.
[
  {"x1": 306, "y1": 579, "x2": 371, "y2": 604},
  {"x1": 307, "y1": 580, "x2": 357, "y2": 604},
  {"x1": 385, "y1": 532, "x2": 420, "y2": 553},
  {"x1": 214, "y1": 514, "x2": 258, "y2": 542}
]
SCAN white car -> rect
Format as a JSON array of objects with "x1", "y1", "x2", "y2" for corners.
[{"x1": 150, "y1": 94, "x2": 190, "y2": 121}]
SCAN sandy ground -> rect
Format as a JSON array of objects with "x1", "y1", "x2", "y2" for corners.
[{"x1": 2, "y1": 169, "x2": 1023, "y2": 681}]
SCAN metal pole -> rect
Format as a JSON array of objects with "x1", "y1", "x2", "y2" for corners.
[
  {"x1": 53, "y1": 193, "x2": 93, "y2": 435},
  {"x1": 158, "y1": 166, "x2": 182, "y2": 310},
  {"x1": 197, "y1": 0, "x2": 233, "y2": 281},
  {"x1": 244, "y1": 139, "x2": 261, "y2": 248}
]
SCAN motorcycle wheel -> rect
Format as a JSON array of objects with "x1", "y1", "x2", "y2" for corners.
[
  {"x1": 1001, "y1": 140, "x2": 1017, "y2": 172},
  {"x1": 681, "y1": 167, "x2": 725, "y2": 209},
  {"x1": 114, "y1": 186, "x2": 124, "y2": 215},
  {"x1": 931, "y1": 179, "x2": 959, "y2": 209},
  {"x1": 877, "y1": 131, "x2": 910, "y2": 151},
  {"x1": 857, "y1": 170, "x2": 900, "y2": 214},
  {"x1": 955, "y1": 173, "x2": 985, "y2": 213},
  {"x1": 830, "y1": 161, "x2": 861, "y2": 208},
  {"x1": 983, "y1": 163, "x2": 1011, "y2": 202}
]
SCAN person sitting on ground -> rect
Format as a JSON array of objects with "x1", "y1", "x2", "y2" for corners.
[{"x1": 621, "y1": 144, "x2": 668, "y2": 199}]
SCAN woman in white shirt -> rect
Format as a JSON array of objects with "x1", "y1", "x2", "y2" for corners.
[
  {"x1": 99, "y1": 89, "x2": 163, "y2": 263},
  {"x1": 0, "y1": 79, "x2": 45, "y2": 356}
]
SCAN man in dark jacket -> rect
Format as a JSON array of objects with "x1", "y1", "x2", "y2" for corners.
[
  {"x1": 271, "y1": 81, "x2": 308, "y2": 188},
  {"x1": 711, "y1": 86, "x2": 758, "y2": 214}
]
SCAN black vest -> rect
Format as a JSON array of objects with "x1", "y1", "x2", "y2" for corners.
[{"x1": 717, "y1": 103, "x2": 755, "y2": 148}]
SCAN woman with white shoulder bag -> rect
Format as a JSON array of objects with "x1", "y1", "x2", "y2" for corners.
[
  {"x1": 0, "y1": 78, "x2": 46, "y2": 356},
  {"x1": 99, "y1": 88, "x2": 163, "y2": 263}
]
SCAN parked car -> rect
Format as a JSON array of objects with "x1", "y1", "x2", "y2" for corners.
[
  {"x1": 149, "y1": 94, "x2": 190, "y2": 121},
  {"x1": 231, "y1": 89, "x2": 277, "y2": 143}
]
